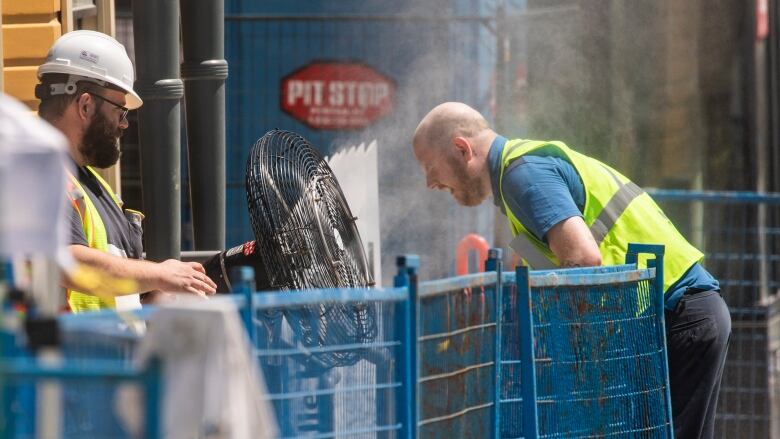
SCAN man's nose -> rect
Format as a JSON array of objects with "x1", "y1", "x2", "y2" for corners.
[{"x1": 119, "y1": 118, "x2": 129, "y2": 130}]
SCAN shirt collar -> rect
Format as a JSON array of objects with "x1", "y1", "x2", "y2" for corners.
[{"x1": 487, "y1": 135, "x2": 508, "y2": 208}]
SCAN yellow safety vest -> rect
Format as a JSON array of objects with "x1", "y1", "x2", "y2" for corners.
[
  {"x1": 499, "y1": 139, "x2": 703, "y2": 295},
  {"x1": 66, "y1": 166, "x2": 127, "y2": 312}
]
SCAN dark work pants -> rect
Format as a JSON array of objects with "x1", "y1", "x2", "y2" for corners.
[{"x1": 665, "y1": 289, "x2": 731, "y2": 439}]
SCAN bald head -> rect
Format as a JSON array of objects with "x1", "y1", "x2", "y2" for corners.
[
  {"x1": 412, "y1": 102, "x2": 496, "y2": 207},
  {"x1": 413, "y1": 102, "x2": 493, "y2": 154}
]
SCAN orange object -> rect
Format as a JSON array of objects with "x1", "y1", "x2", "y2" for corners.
[{"x1": 455, "y1": 234, "x2": 490, "y2": 275}]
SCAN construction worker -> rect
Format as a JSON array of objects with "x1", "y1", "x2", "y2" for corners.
[
  {"x1": 412, "y1": 102, "x2": 730, "y2": 438},
  {"x1": 36, "y1": 30, "x2": 216, "y2": 312}
]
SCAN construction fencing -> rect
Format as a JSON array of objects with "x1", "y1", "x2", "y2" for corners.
[
  {"x1": 647, "y1": 189, "x2": 780, "y2": 438},
  {"x1": 1, "y1": 245, "x2": 670, "y2": 438},
  {"x1": 0, "y1": 314, "x2": 160, "y2": 439}
]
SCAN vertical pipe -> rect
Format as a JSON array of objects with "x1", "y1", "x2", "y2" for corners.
[
  {"x1": 493, "y1": 0, "x2": 512, "y2": 264},
  {"x1": 0, "y1": 0, "x2": 4, "y2": 92},
  {"x1": 132, "y1": 0, "x2": 183, "y2": 261},
  {"x1": 180, "y1": 0, "x2": 228, "y2": 250},
  {"x1": 771, "y1": 0, "x2": 780, "y2": 193},
  {"x1": 752, "y1": 0, "x2": 772, "y2": 304}
]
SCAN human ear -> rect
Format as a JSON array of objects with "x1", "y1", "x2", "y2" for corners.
[
  {"x1": 452, "y1": 136, "x2": 473, "y2": 162},
  {"x1": 76, "y1": 93, "x2": 94, "y2": 121}
]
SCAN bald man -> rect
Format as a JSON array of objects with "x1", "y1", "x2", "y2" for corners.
[{"x1": 413, "y1": 102, "x2": 730, "y2": 438}]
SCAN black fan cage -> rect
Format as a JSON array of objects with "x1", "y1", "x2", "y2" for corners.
[{"x1": 246, "y1": 130, "x2": 377, "y2": 368}]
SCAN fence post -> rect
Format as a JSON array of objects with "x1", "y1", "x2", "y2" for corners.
[
  {"x1": 230, "y1": 266, "x2": 256, "y2": 346},
  {"x1": 144, "y1": 357, "x2": 163, "y2": 439},
  {"x1": 394, "y1": 255, "x2": 419, "y2": 439},
  {"x1": 516, "y1": 265, "x2": 538, "y2": 439},
  {"x1": 486, "y1": 248, "x2": 503, "y2": 439},
  {"x1": 625, "y1": 243, "x2": 672, "y2": 436}
]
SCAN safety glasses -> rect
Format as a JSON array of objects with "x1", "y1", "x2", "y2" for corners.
[{"x1": 86, "y1": 92, "x2": 130, "y2": 123}]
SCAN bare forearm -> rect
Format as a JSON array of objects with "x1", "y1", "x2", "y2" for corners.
[
  {"x1": 65, "y1": 245, "x2": 217, "y2": 297},
  {"x1": 66, "y1": 245, "x2": 160, "y2": 294},
  {"x1": 547, "y1": 216, "x2": 602, "y2": 267}
]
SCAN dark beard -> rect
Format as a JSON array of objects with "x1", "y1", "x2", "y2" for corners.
[{"x1": 80, "y1": 110, "x2": 121, "y2": 168}]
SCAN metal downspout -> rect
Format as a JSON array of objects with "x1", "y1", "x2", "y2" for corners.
[
  {"x1": 132, "y1": 0, "x2": 183, "y2": 260},
  {"x1": 181, "y1": 0, "x2": 228, "y2": 250}
]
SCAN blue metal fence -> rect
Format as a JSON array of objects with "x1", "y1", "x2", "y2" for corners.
[
  {"x1": 241, "y1": 284, "x2": 415, "y2": 438},
  {"x1": 1, "y1": 243, "x2": 673, "y2": 438},
  {"x1": 498, "y1": 245, "x2": 673, "y2": 439},
  {"x1": 0, "y1": 311, "x2": 160, "y2": 439},
  {"x1": 416, "y1": 268, "x2": 502, "y2": 437},
  {"x1": 647, "y1": 189, "x2": 780, "y2": 438}
]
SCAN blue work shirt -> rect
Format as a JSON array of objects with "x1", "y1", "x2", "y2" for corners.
[{"x1": 487, "y1": 135, "x2": 719, "y2": 310}]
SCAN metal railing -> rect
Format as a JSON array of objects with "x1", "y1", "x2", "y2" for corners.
[
  {"x1": 1, "y1": 244, "x2": 672, "y2": 438},
  {"x1": 0, "y1": 314, "x2": 160, "y2": 439},
  {"x1": 647, "y1": 189, "x2": 780, "y2": 437}
]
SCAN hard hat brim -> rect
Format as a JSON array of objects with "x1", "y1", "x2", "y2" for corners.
[{"x1": 126, "y1": 90, "x2": 143, "y2": 110}]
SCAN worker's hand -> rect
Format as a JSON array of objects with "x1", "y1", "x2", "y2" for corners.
[{"x1": 154, "y1": 259, "x2": 217, "y2": 297}]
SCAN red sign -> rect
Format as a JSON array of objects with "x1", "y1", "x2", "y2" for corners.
[{"x1": 281, "y1": 62, "x2": 395, "y2": 130}]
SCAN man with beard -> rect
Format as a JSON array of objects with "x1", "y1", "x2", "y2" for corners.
[
  {"x1": 36, "y1": 30, "x2": 216, "y2": 312},
  {"x1": 412, "y1": 102, "x2": 730, "y2": 438}
]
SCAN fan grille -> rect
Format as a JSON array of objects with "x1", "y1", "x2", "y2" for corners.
[{"x1": 246, "y1": 130, "x2": 376, "y2": 368}]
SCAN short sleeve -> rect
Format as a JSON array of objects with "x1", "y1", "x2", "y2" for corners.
[
  {"x1": 500, "y1": 156, "x2": 583, "y2": 242},
  {"x1": 68, "y1": 203, "x2": 89, "y2": 247}
]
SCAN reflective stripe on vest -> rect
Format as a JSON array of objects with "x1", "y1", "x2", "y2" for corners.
[
  {"x1": 508, "y1": 165, "x2": 645, "y2": 269},
  {"x1": 498, "y1": 139, "x2": 704, "y2": 294},
  {"x1": 588, "y1": 167, "x2": 644, "y2": 244},
  {"x1": 66, "y1": 167, "x2": 122, "y2": 312}
]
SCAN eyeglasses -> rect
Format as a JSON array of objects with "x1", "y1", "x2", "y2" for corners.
[{"x1": 86, "y1": 92, "x2": 130, "y2": 123}]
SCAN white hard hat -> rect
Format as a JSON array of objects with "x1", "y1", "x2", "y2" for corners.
[{"x1": 37, "y1": 30, "x2": 142, "y2": 109}]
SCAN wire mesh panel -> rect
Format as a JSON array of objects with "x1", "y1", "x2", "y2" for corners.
[
  {"x1": 0, "y1": 311, "x2": 157, "y2": 439},
  {"x1": 506, "y1": 262, "x2": 673, "y2": 438},
  {"x1": 417, "y1": 272, "x2": 501, "y2": 438},
  {"x1": 244, "y1": 287, "x2": 411, "y2": 438},
  {"x1": 499, "y1": 276, "x2": 524, "y2": 438},
  {"x1": 60, "y1": 315, "x2": 145, "y2": 439},
  {"x1": 647, "y1": 190, "x2": 780, "y2": 438}
]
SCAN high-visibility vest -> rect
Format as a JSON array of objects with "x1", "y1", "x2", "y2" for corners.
[
  {"x1": 66, "y1": 166, "x2": 128, "y2": 312},
  {"x1": 498, "y1": 139, "x2": 703, "y2": 294}
]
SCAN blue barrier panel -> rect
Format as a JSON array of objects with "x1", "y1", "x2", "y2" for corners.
[
  {"x1": 240, "y1": 282, "x2": 412, "y2": 438},
  {"x1": 416, "y1": 251, "x2": 504, "y2": 438},
  {"x1": 0, "y1": 310, "x2": 160, "y2": 439},
  {"x1": 646, "y1": 189, "x2": 780, "y2": 436},
  {"x1": 508, "y1": 246, "x2": 673, "y2": 438},
  {"x1": 1, "y1": 245, "x2": 678, "y2": 439}
]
